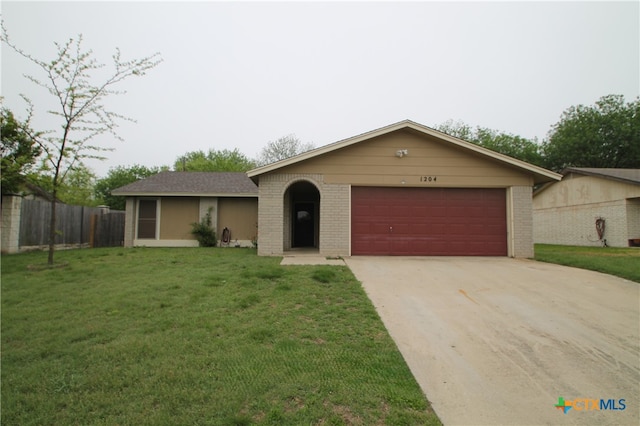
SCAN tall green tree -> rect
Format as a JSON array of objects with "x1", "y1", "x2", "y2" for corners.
[
  {"x1": 542, "y1": 94, "x2": 640, "y2": 171},
  {"x1": 256, "y1": 134, "x2": 315, "y2": 166},
  {"x1": 174, "y1": 148, "x2": 255, "y2": 172},
  {"x1": 22, "y1": 163, "x2": 101, "y2": 206},
  {"x1": 435, "y1": 120, "x2": 544, "y2": 166},
  {"x1": 94, "y1": 164, "x2": 164, "y2": 210},
  {"x1": 1, "y1": 108, "x2": 41, "y2": 195},
  {"x1": 56, "y1": 164, "x2": 100, "y2": 206},
  {"x1": 2, "y1": 24, "x2": 161, "y2": 264}
]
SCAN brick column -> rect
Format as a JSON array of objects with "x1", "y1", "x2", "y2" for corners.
[
  {"x1": 123, "y1": 197, "x2": 136, "y2": 247},
  {"x1": 257, "y1": 176, "x2": 285, "y2": 255},
  {"x1": 508, "y1": 186, "x2": 534, "y2": 258},
  {"x1": 1, "y1": 195, "x2": 22, "y2": 254}
]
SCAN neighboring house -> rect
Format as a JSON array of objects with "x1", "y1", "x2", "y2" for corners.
[
  {"x1": 533, "y1": 168, "x2": 640, "y2": 247},
  {"x1": 112, "y1": 172, "x2": 258, "y2": 247},
  {"x1": 248, "y1": 120, "x2": 561, "y2": 258}
]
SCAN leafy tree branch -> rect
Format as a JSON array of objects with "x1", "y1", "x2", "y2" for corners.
[{"x1": 1, "y1": 21, "x2": 161, "y2": 264}]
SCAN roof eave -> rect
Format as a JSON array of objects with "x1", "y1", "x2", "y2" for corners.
[
  {"x1": 562, "y1": 168, "x2": 640, "y2": 186},
  {"x1": 111, "y1": 191, "x2": 258, "y2": 197}
]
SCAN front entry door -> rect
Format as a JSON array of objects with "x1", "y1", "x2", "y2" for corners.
[{"x1": 293, "y1": 202, "x2": 315, "y2": 247}]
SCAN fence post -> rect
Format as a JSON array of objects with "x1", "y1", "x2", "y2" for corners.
[
  {"x1": 89, "y1": 214, "x2": 97, "y2": 248},
  {"x1": 80, "y1": 206, "x2": 85, "y2": 245},
  {"x1": 1, "y1": 195, "x2": 22, "y2": 254}
]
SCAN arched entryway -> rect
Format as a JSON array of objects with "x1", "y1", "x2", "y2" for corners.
[{"x1": 284, "y1": 180, "x2": 320, "y2": 251}]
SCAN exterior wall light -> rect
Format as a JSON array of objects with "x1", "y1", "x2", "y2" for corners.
[{"x1": 396, "y1": 149, "x2": 409, "y2": 158}]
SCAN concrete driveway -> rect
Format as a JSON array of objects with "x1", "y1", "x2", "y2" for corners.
[{"x1": 345, "y1": 257, "x2": 639, "y2": 425}]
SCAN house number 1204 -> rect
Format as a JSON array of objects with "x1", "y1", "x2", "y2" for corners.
[{"x1": 420, "y1": 176, "x2": 437, "y2": 182}]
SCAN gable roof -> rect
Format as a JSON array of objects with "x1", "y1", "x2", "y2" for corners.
[
  {"x1": 247, "y1": 119, "x2": 561, "y2": 184},
  {"x1": 562, "y1": 167, "x2": 640, "y2": 186},
  {"x1": 112, "y1": 172, "x2": 258, "y2": 197}
]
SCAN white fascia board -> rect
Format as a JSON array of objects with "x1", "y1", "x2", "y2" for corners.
[{"x1": 113, "y1": 192, "x2": 258, "y2": 197}]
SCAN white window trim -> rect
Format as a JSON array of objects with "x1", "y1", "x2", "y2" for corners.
[{"x1": 135, "y1": 198, "x2": 161, "y2": 240}]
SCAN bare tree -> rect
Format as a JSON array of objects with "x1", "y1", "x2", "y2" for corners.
[
  {"x1": 256, "y1": 134, "x2": 315, "y2": 166},
  {"x1": 2, "y1": 23, "x2": 161, "y2": 264}
]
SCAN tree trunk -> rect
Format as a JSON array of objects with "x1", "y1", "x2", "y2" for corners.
[{"x1": 47, "y1": 197, "x2": 57, "y2": 265}]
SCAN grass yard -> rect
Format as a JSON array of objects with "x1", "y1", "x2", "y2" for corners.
[
  {"x1": 534, "y1": 244, "x2": 640, "y2": 283},
  {"x1": 1, "y1": 247, "x2": 441, "y2": 425}
]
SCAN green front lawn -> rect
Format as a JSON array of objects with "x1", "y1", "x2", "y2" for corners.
[
  {"x1": 1, "y1": 248, "x2": 440, "y2": 425},
  {"x1": 534, "y1": 244, "x2": 640, "y2": 283}
]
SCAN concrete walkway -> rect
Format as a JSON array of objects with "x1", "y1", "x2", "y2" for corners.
[
  {"x1": 280, "y1": 254, "x2": 345, "y2": 265},
  {"x1": 345, "y1": 257, "x2": 640, "y2": 425}
]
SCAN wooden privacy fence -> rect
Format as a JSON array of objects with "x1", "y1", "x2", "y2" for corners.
[
  {"x1": 1, "y1": 196, "x2": 125, "y2": 253},
  {"x1": 90, "y1": 210, "x2": 126, "y2": 248}
]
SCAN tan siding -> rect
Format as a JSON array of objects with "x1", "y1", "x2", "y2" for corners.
[
  {"x1": 276, "y1": 129, "x2": 532, "y2": 187},
  {"x1": 159, "y1": 197, "x2": 199, "y2": 240},
  {"x1": 218, "y1": 198, "x2": 258, "y2": 241}
]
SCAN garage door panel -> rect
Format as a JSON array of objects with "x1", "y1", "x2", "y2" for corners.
[
  {"x1": 468, "y1": 206, "x2": 484, "y2": 216},
  {"x1": 372, "y1": 223, "x2": 392, "y2": 234},
  {"x1": 393, "y1": 224, "x2": 411, "y2": 234},
  {"x1": 371, "y1": 240, "x2": 390, "y2": 253},
  {"x1": 411, "y1": 206, "x2": 427, "y2": 216},
  {"x1": 448, "y1": 224, "x2": 468, "y2": 236},
  {"x1": 352, "y1": 223, "x2": 370, "y2": 234},
  {"x1": 392, "y1": 205, "x2": 412, "y2": 217},
  {"x1": 430, "y1": 223, "x2": 447, "y2": 234},
  {"x1": 412, "y1": 223, "x2": 429, "y2": 234},
  {"x1": 351, "y1": 187, "x2": 507, "y2": 256},
  {"x1": 446, "y1": 207, "x2": 469, "y2": 217},
  {"x1": 429, "y1": 207, "x2": 447, "y2": 217},
  {"x1": 372, "y1": 205, "x2": 389, "y2": 216}
]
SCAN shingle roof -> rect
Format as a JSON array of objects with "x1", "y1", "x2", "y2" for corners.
[
  {"x1": 563, "y1": 168, "x2": 640, "y2": 185},
  {"x1": 112, "y1": 172, "x2": 258, "y2": 196}
]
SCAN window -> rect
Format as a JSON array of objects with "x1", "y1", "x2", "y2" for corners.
[{"x1": 137, "y1": 199, "x2": 158, "y2": 239}]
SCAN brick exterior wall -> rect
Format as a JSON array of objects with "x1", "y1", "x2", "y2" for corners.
[
  {"x1": 509, "y1": 186, "x2": 534, "y2": 258},
  {"x1": 257, "y1": 174, "x2": 350, "y2": 256},
  {"x1": 533, "y1": 174, "x2": 640, "y2": 248},
  {"x1": 533, "y1": 199, "x2": 630, "y2": 247},
  {"x1": 627, "y1": 198, "x2": 640, "y2": 243},
  {"x1": 258, "y1": 177, "x2": 536, "y2": 258}
]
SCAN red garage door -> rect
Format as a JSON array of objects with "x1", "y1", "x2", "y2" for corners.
[{"x1": 351, "y1": 187, "x2": 507, "y2": 256}]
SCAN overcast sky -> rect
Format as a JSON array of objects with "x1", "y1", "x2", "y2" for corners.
[{"x1": 2, "y1": 1, "x2": 638, "y2": 177}]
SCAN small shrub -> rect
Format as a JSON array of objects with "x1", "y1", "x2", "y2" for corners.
[{"x1": 191, "y1": 208, "x2": 217, "y2": 247}]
